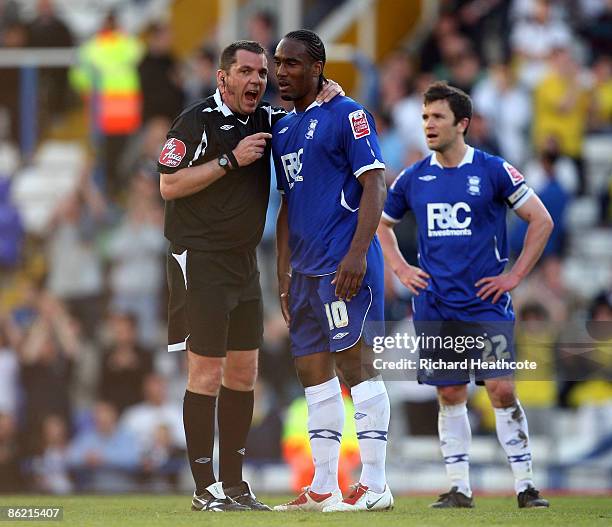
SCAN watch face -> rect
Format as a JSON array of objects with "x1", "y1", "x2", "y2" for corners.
[{"x1": 219, "y1": 156, "x2": 228, "y2": 167}]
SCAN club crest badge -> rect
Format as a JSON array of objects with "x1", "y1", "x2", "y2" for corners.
[
  {"x1": 305, "y1": 119, "x2": 318, "y2": 139},
  {"x1": 467, "y1": 175, "x2": 481, "y2": 196}
]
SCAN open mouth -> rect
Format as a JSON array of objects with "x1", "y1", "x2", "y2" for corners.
[
  {"x1": 245, "y1": 90, "x2": 259, "y2": 103},
  {"x1": 426, "y1": 133, "x2": 438, "y2": 140},
  {"x1": 278, "y1": 81, "x2": 290, "y2": 89}
]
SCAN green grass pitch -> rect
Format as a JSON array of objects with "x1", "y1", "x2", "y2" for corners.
[{"x1": 1, "y1": 495, "x2": 610, "y2": 526}]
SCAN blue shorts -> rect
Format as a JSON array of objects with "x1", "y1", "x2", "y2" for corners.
[
  {"x1": 413, "y1": 291, "x2": 516, "y2": 385},
  {"x1": 289, "y1": 244, "x2": 384, "y2": 358}
]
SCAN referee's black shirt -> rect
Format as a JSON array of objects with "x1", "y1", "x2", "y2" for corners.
[{"x1": 158, "y1": 89, "x2": 286, "y2": 252}]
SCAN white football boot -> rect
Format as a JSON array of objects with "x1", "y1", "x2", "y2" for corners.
[
  {"x1": 322, "y1": 483, "x2": 394, "y2": 512},
  {"x1": 273, "y1": 487, "x2": 343, "y2": 512}
]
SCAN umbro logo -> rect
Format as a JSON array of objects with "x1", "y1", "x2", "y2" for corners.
[
  {"x1": 278, "y1": 126, "x2": 289, "y2": 134},
  {"x1": 354, "y1": 412, "x2": 367, "y2": 420},
  {"x1": 194, "y1": 457, "x2": 211, "y2": 464},
  {"x1": 220, "y1": 124, "x2": 234, "y2": 130},
  {"x1": 419, "y1": 175, "x2": 437, "y2": 181},
  {"x1": 333, "y1": 332, "x2": 349, "y2": 340},
  {"x1": 237, "y1": 448, "x2": 246, "y2": 456}
]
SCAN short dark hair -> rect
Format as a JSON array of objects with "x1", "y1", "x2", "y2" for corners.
[
  {"x1": 219, "y1": 40, "x2": 266, "y2": 72},
  {"x1": 423, "y1": 81, "x2": 472, "y2": 134},
  {"x1": 284, "y1": 29, "x2": 326, "y2": 88}
]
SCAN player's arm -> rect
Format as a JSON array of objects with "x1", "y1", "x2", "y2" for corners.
[
  {"x1": 332, "y1": 169, "x2": 386, "y2": 301},
  {"x1": 476, "y1": 194, "x2": 553, "y2": 303},
  {"x1": 159, "y1": 132, "x2": 272, "y2": 200},
  {"x1": 276, "y1": 195, "x2": 291, "y2": 325},
  {"x1": 377, "y1": 218, "x2": 430, "y2": 296}
]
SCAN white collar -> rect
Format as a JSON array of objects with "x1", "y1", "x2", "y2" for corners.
[
  {"x1": 430, "y1": 145, "x2": 474, "y2": 168},
  {"x1": 214, "y1": 89, "x2": 234, "y2": 117},
  {"x1": 291, "y1": 99, "x2": 322, "y2": 114}
]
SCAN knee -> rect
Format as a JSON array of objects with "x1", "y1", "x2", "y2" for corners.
[
  {"x1": 187, "y1": 356, "x2": 223, "y2": 395},
  {"x1": 437, "y1": 385, "x2": 468, "y2": 406},
  {"x1": 336, "y1": 358, "x2": 368, "y2": 387},
  {"x1": 223, "y1": 360, "x2": 258, "y2": 391},
  {"x1": 487, "y1": 383, "x2": 516, "y2": 408}
]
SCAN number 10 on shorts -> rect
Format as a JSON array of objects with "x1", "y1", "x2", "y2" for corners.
[{"x1": 324, "y1": 300, "x2": 349, "y2": 330}]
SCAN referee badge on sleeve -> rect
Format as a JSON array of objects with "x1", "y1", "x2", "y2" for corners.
[{"x1": 159, "y1": 138, "x2": 187, "y2": 168}]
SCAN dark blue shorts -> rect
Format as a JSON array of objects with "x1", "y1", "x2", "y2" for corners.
[
  {"x1": 289, "y1": 245, "x2": 384, "y2": 358},
  {"x1": 413, "y1": 291, "x2": 516, "y2": 385}
]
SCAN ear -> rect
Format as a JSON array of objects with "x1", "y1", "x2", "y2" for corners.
[
  {"x1": 216, "y1": 69, "x2": 226, "y2": 92},
  {"x1": 458, "y1": 117, "x2": 470, "y2": 135},
  {"x1": 312, "y1": 60, "x2": 323, "y2": 79}
]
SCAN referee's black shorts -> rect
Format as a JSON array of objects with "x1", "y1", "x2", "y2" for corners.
[{"x1": 166, "y1": 244, "x2": 263, "y2": 357}]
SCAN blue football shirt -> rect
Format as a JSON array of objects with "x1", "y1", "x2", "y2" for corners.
[
  {"x1": 383, "y1": 146, "x2": 534, "y2": 308},
  {"x1": 272, "y1": 96, "x2": 385, "y2": 275}
]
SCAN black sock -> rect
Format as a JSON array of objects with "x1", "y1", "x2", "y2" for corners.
[
  {"x1": 218, "y1": 385, "x2": 254, "y2": 487},
  {"x1": 183, "y1": 390, "x2": 216, "y2": 494}
]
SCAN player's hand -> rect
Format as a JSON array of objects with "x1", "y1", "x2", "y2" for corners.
[
  {"x1": 475, "y1": 272, "x2": 521, "y2": 303},
  {"x1": 316, "y1": 79, "x2": 345, "y2": 103},
  {"x1": 396, "y1": 264, "x2": 430, "y2": 295},
  {"x1": 332, "y1": 250, "x2": 366, "y2": 301},
  {"x1": 232, "y1": 132, "x2": 272, "y2": 167},
  {"x1": 278, "y1": 272, "x2": 292, "y2": 327}
]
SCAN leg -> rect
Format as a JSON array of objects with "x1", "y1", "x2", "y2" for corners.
[
  {"x1": 294, "y1": 351, "x2": 344, "y2": 495},
  {"x1": 336, "y1": 340, "x2": 390, "y2": 494},
  {"x1": 218, "y1": 349, "x2": 258, "y2": 487},
  {"x1": 184, "y1": 350, "x2": 223, "y2": 494},
  {"x1": 485, "y1": 377, "x2": 536, "y2": 494},
  {"x1": 435, "y1": 384, "x2": 473, "y2": 502}
]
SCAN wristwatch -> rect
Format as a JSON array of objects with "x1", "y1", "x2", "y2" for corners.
[{"x1": 217, "y1": 155, "x2": 230, "y2": 171}]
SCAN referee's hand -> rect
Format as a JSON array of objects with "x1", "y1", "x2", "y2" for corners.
[{"x1": 233, "y1": 132, "x2": 272, "y2": 167}]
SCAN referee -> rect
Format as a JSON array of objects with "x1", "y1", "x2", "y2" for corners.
[{"x1": 158, "y1": 40, "x2": 340, "y2": 512}]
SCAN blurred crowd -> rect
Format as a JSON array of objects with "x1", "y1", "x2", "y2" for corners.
[{"x1": 0, "y1": 0, "x2": 610, "y2": 493}]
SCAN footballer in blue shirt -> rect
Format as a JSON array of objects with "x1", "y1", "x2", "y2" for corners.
[
  {"x1": 378, "y1": 82, "x2": 552, "y2": 509},
  {"x1": 272, "y1": 30, "x2": 392, "y2": 512}
]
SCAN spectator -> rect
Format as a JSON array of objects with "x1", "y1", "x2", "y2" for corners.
[
  {"x1": 510, "y1": 0, "x2": 573, "y2": 87},
  {"x1": 373, "y1": 111, "x2": 405, "y2": 182},
  {"x1": 590, "y1": 55, "x2": 612, "y2": 133},
  {"x1": 447, "y1": 50, "x2": 482, "y2": 95},
  {"x1": 0, "y1": 21, "x2": 27, "y2": 145},
  {"x1": 466, "y1": 112, "x2": 500, "y2": 156},
  {"x1": 533, "y1": 47, "x2": 591, "y2": 194},
  {"x1": 30, "y1": 414, "x2": 73, "y2": 494},
  {"x1": 106, "y1": 173, "x2": 166, "y2": 346},
  {"x1": 67, "y1": 400, "x2": 141, "y2": 492},
  {"x1": 0, "y1": 314, "x2": 20, "y2": 418},
  {"x1": 120, "y1": 373, "x2": 184, "y2": 452},
  {"x1": 139, "y1": 423, "x2": 184, "y2": 492},
  {"x1": 45, "y1": 170, "x2": 108, "y2": 341},
  {"x1": 577, "y1": 0, "x2": 612, "y2": 61},
  {"x1": 98, "y1": 312, "x2": 153, "y2": 414},
  {"x1": 19, "y1": 293, "x2": 80, "y2": 455},
  {"x1": 138, "y1": 22, "x2": 184, "y2": 124},
  {"x1": 0, "y1": 412, "x2": 23, "y2": 493},
  {"x1": 522, "y1": 135, "x2": 579, "y2": 195},
  {"x1": 69, "y1": 10, "x2": 144, "y2": 199},
  {"x1": 418, "y1": 11, "x2": 463, "y2": 74},
  {"x1": 183, "y1": 46, "x2": 217, "y2": 104},
  {"x1": 27, "y1": 0, "x2": 74, "y2": 128},
  {"x1": 510, "y1": 146, "x2": 570, "y2": 257},
  {"x1": 392, "y1": 71, "x2": 431, "y2": 163},
  {"x1": 247, "y1": 11, "x2": 278, "y2": 98},
  {"x1": 0, "y1": 176, "x2": 24, "y2": 282},
  {"x1": 472, "y1": 61, "x2": 532, "y2": 166}
]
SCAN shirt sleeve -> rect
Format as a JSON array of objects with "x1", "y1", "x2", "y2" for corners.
[
  {"x1": 269, "y1": 105, "x2": 288, "y2": 126},
  {"x1": 157, "y1": 108, "x2": 209, "y2": 174},
  {"x1": 339, "y1": 101, "x2": 386, "y2": 178},
  {"x1": 494, "y1": 158, "x2": 534, "y2": 210},
  {"x1": 382, "y1": 168, "x2": 411, "y2": 224}
]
